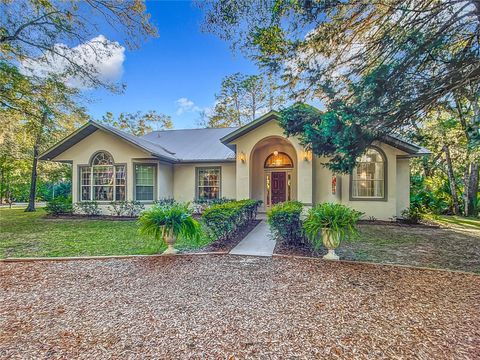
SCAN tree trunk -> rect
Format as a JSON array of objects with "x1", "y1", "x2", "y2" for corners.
[
  {"x1": 464, "y1": 162, "x2": 479, "y2": 217},
  {"x1": 442, "y1": 144, "x2": 460, "y2": 215},
  {"x1": 25, "y1": 112, "x2": 47, "y2": 212}
]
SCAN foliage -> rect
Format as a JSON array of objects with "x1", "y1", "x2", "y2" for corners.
[
  {"x1": 137, "y1": 204, "x2": 201, "y2": 246},
  {"x1": 303, "y1": 203, "x2": 363, "y2": 251},
  {"x1": 190, "y1": 197, "x2": 235, "y2": 214},
  {"x1": 206, "y1": 72, "x2": 285, "y2": 127},
  {"x1": 267, "y1": 201, "x2": 304, "y2": 245},
  {"x1": 400, "y1": 206, "x2": 425, "y2": 225},
  {"x1": 153, "y1": 198, "x2": 178, "y2": 207},
  {"x1": 101, "y1": 110, "x2": 173, "y2": 136},
  {"x1": 202, "y1": 199, "x2": 261, "y2": 240},
  {"x1": 201, "y1": 1, "x2": 479, "y2": 171},
  {"x1": 108, "y1": 201, "x2": 145, "y2": 217},
  {"x1": 75, "y1": 201, "x2": 101, "y2": 216},
  {"x1": 45, "y1": 196, "x2": 73, "y2": 216}
]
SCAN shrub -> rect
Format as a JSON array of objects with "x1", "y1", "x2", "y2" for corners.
[
  {"x1": 153, "y1": 198, "x2": 177, "y2": 207},
  {"x1": 303, "y1": 203, "x2": 363, "y2": 251},
  {"x1": 45, "y1": 196, "x2": 73, "y2": 216},
  {"x1": 75, "y1": 201, "x2": 101, "y2": 216},
  {"x1": 400, "y1": 205, "x2": 424, "y2": 224},
  {"x1": 191, "y1": 197, "x2": 235, "y2": 215},
  {"x1": 108, "y1": 201, "x2": 145, "y2": 217},
  {"x1": 202, "y1": 199, "x2": 261, "y2": 240},
  {"x1": 267, "y1": 201, "x2": 304, "y2": 245}
]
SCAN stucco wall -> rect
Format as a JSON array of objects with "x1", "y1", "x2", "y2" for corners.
[
  {"x1": 158, "y1": 162, "x2": 174, "y2": 199},
  {"x1": 231, "y1": 120, "x2": 313, "y2": 205},
  {"x1": 396, "y1": 158, "x2": 410, "y2": 215},
  {"x1": 53, "y1": 129, "x2": 153, "y2": 203},
  {"x1": 173, "y1": 162, "x2": 236, "y2": 202}
]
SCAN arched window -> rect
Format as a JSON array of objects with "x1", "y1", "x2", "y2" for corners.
[
  {"x1": 264, "y1": 151, "x2": 293, "y2": 168},
  {"x1": 351, "y1": 147, "x2": 386, "y2": 200},
  {"x1": 79, "y1": 151, "x2": 126, "y2": 201}
]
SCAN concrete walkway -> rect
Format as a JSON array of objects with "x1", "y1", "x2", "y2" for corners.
[{"x1": 230, "y1": 220, "x2": 276, "y2": 257}]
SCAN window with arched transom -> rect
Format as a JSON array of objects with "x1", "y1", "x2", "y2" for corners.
[{"x1": 350, "y1": 147, "x2": 387, "y2": 200}]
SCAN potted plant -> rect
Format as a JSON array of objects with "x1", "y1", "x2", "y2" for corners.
[
  {"x1": 303, "y1": 203, "x2": 363, "y2": 260},
  {"x1": 138, "y1": 203, "x2": 201, "y2": 255}
]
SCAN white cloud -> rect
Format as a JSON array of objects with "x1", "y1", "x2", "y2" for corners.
[
  {"x1": 21, "y1": 35, "x2": 125, "y2": 89},
  {"x1": 175, "y1": 97, "x2": 203, "y2": 115}
]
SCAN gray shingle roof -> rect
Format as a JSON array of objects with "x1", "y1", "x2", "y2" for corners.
[{"x1": 142, "y1": 127, "x2": 238, "y2": 162}]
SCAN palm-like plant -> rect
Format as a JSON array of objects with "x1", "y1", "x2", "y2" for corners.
[
  {"x1": 138, "y1": 204, "x2": 201, "y2": 255},
  {"x1": 303, "y1": 203, "x2": 363, "y2": 260}
]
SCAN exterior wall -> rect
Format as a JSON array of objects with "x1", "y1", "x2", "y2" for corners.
[
  {"x1": 158, "y1": 162, "x2": 174, "y2": 199},
  {"x1": 396, "y1": 158, "x2": 410, "y2": 215},
  {"x1": 231, "y1": 120, "x2": 313, "y2": 206},
  {"x1": 53, "y1": 129, "x2": 153, "y2": 205},
  {"x1": 173, "y1": 162, "x2": 236, "y2": 202},
  {"x1": 312, "y1": 142, "x2": 409, "y2": 220}
]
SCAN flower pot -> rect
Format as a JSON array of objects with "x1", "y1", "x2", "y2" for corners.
[
  {"x1": 322, "y1": 229, "x2": 340, "y2": 260},
  {"x1": 162, "y1": 231, "x2": 178, "y2": 255}
]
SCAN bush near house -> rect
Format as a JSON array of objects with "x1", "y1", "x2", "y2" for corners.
[
  {"x1": 108, "y1": 201, "x2": 145, "y2": 217},
  {"x1": 202, "y1": 199, "x2": 261, "y2": 240},
  {"x1": 267, "y1": 201, "x2": 305, "y2": 245},
  {"x1": 45, "y1": 196, "x2": 73, "y2": 216},
  {"x1": 74, "y1": 201, "x2": 101, "y2": 216}
]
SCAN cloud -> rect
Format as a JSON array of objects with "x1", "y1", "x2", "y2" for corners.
[
  {"x1": 21, "y1": 35, "x2": 125, "y2": 89},
  {"x1": 175, "y1": 97, "x2": 203, "y2": 115}
]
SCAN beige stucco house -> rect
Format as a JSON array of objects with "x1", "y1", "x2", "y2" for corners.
[{"x1": 41, "y1": 111, "x2": 429, "y2": 220}]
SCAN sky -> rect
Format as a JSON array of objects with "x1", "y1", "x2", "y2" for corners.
[{"x1": 86, "y1": 1, "x2": 257, "y2": 129}]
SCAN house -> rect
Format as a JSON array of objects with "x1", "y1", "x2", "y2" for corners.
[{"x1": 40, "y1": 111, "x2": 429, "y2": 220}]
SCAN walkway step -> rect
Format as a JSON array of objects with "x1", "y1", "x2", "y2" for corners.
[{"x1": 230, "y1": 220, "x2": 276, "y2": 257}]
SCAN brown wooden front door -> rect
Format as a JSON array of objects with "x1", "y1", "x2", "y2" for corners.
[{"x1": 271, "y1": 172, "x2": 286, "y2": 204}]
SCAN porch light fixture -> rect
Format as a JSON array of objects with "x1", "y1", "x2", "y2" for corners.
[
  {"x1": 239, "y1": 151, "x2": 246, "y2": 163},
  {"x1": 303, "y1": 150, "x2": 312, "y2": 162}
]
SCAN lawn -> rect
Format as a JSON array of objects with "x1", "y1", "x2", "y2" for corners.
[{"x1": 0, "y1": 208, "x2": 212, "y2": 258}]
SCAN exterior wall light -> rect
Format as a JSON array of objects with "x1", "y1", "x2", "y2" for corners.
[
  {"x1": 239, "y1": 151, "x2": 246, "y2": 163},
  {"x1": 303, "y1": 150, "x2": 312, "y2": 162}
]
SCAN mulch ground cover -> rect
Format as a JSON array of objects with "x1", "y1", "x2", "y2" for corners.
[{"x1": 1, "y1": 255, "x2": 478, "y2": 359}]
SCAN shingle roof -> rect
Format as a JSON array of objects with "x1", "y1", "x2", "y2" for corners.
[{"x1": 142, "y1": 127, "x2": 238, "y2": 162}]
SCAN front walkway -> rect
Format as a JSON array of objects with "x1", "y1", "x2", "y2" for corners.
[{"x1": 230, "y1": 220, "x2": 276, "y2": 257}]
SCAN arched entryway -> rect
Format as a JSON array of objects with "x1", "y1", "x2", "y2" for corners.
[{"x1": 250, "y1": 136, "x2": 297, "y2": 210}]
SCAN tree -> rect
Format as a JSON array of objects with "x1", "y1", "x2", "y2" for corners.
[
  {"x1": 101, "y1": 110, "x2": 173, "y2": 136},
  {"x1": 1, "y1": 0, "x2": 157, "y2": 211},
  {"x1": 208, "y1": 72, "x2": 284, "y2": 127},
  {"x1": 201, "y1": 0, "x2": 480, "y2": 171}
]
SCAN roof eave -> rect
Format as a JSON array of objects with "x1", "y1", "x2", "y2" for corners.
[{"x1": 220, "y1": 110, "x2": 281, "y2": 144}]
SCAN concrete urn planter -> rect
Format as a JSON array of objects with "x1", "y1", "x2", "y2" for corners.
[
  {"x1": 322, "y1": 229, "x2": 340, "y2": 260},
  {"x1": 162, "y1": 231, "x2": 178, "y2": 255}
]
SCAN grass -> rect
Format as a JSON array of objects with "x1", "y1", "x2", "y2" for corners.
[
  {"x1": 0, "y1": 208, "x2": 213, "y2": 258},
  {"x1": 337, "y1": 218, "x2": 480, "y2": 273}
]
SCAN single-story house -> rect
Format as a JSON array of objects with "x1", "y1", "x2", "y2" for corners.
[{"x1": 40, "y1": 110, "x2": 429, "y2": 220}]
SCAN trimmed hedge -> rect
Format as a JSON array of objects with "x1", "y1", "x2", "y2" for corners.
[
  {"x1": 202, "y1": 199, "x2": 262, "y2": 240},
  {"x1": 267, "y1": 201, "x2": 304, "y2": 245}
]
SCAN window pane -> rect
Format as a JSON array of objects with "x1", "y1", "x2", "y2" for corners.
[
  {"x1": 93, "y1": 166, "x2": 114, "y2": 185},
  {"x1": 135, "y1": 165, "x2": 155, "y2": 200},
  {"x1": 352, "y1": 148, "x2": 385, "y2": 198},
  {"x1": 136, "y1": 186, "x2": 153, "y2": 201},
  {"x1": 116, "y1": 186, "x2": 126, "y2": 201},
  {"x1": 81, "y1": 186, "x2": 91, "y2": 201},
  {"x1": 92, "y1": 152, "x2": 113, "y2": 165},
  {"x1": 80, "y1": 167, "x2": 91, "y2": 185},
  {"x1": 197, "y1": 168, "x2": 220, "y2": 199},
  {"x1": 94, "y1": 186, "x2": 113, "y2": 201},
  {"x1": 115, "y1": 165, "x2": 126, "y2": 186}
]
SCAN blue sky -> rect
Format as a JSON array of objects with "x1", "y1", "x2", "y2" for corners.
[{"x1": 87, "y1": 1, "x2": 257, "y2": 129}]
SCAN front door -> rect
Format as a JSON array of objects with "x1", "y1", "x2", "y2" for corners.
[{"x1": 271, "y1": 171, "x2": 286, "y2": 204}]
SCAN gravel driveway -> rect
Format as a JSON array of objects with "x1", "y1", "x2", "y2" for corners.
[{"x1": 1, "y1": 255, "x2": 479, "y2": 359}]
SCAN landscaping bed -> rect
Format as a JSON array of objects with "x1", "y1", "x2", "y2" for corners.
[
  {"x1": 198, "y1": 219, "x2": 261, "y2": 252},
  {"x1": 0, "y1": 255, "x2": 478, "y2": 358}
]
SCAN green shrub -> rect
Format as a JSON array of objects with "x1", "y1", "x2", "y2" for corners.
[
  {"x1": 108, "y1": 201, "x2": 145, "y2": 217},
  {"x1": 400, "y1": 205, "x2": 424, "y2": 224},
  {"x1": 303, "y1": 203, "x2": 363, "y2": 251},
  {"x1": 75, "y1": 201, "x2": 100, "y2": 216},
  {"x1": 267, "y1": 201, "x2": 304, "y2": 245},
  {"x1": 45, "y1": 196, "x2": 73, "y2": 216},
  {"x1": 202, "y1": 199, "x2": 261, "y2": 240},
  {"x1": 153, "y1": 198, "x2": 177, "y2": 207}
]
